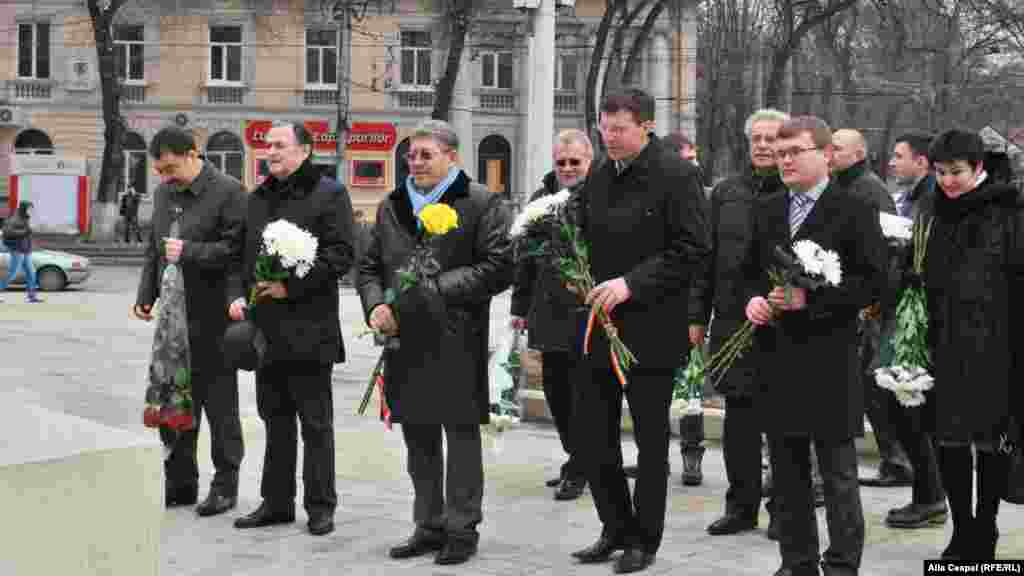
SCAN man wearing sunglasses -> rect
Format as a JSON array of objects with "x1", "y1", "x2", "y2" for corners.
[{"x1": 511, "y1": 129, "x2": 593, "y2": 501}]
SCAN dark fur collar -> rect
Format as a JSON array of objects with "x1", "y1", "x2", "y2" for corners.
[
  {"x1": 388, "y1": 170, "x2": 471, "y2": 236},
  {"x1": 254, "y1": 159, "x2": 321, "y2": 199}
]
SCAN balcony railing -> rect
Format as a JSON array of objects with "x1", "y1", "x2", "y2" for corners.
[
  {"x1": 121, "y1": 84, "x2": 146, "y2": 103},
  {"x1": 10, "y1": 79, "x2": 52, "y2": 101},
  {"x1": 554, "y1": 92, "x2": 578, "y2": 114},
  {"x1": 479, "y1": 92, "x2": 516, "y2": 111},
  {"x1": 393, "y1": 90, "x2": 435, "y2": 109},
  {"x1": 205, "y1": 85, "x2": 245, "y2": 105},
  {"x1": 304, "y1": 89, "x2": 339, "y2": 106}
]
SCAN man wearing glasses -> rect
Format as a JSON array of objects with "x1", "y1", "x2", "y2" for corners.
[
  {"x1": 229, "y1": 122, "x2": 355, "y2": 537},
  {"x1": 134, "y1": 126, "x2": 247, "y2": 517},
  {"x1": 511, "y1": 129, "x2": 593, "y2": 501},
  {"x1": 743, "y1": 116, "x2": 886, "y2": 576}
]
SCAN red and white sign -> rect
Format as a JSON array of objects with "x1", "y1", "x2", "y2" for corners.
[
  {"x1": 244, "y1": 121, "x2": 396, "y2": 153},
  {"x1": 8, "y1": 154, "x2": 89, "y2": 234}
]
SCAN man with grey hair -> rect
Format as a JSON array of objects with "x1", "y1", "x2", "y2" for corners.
[
  {"x1": 693, "y1": 108, "x2": 790, "y2": 538},
  {"x1": 358, "y1": 118, "x2": 513, "y2": 565},
  {"x1": 511, "y1": 128, "x2": 593, "y2": 501}
]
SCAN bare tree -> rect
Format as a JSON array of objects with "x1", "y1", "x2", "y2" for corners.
[
  {"x1": 432, "y1": 0, "x2": 477, "y2": 121},
  {"x1": 87, "y1": 0, "x2": 130, "y2": 241}
]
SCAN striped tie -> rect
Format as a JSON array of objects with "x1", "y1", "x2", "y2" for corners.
[{"x1": 789, "y1": 191, "x2": 813, "y2": 237}]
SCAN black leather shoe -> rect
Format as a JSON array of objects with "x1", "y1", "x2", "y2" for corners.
[
  {"x1": 571, "y1": 536, "x2": 625, "y2": 563},
  {"x1": 545, "y1": 476, "x2": 563, "y2": 487},
  {"x1": 614, "y1": 548, "x2": 654, "y2": 573},
  {"x1": 308, "y1": 514, "x2": 334, "y2": 536},
  {"x1": 707, "y1": 512, "x2": 757, "y2": 535},
  {"x1": 435, "y1": 539, "x2": 477, "y2": 565},
  {"x1": 554, "y1": 477, "x2": 586, "y2": 501},
  {"x1": 858, "y1": 470, "x2": 913, "y2": 488},
  {"x1": 196, "y1": 492, "x2": 236, "y2": 517},
  {"x1": 233, "y1": 502, "x2": 295, "y2": 529},
  {"x1": 681, "y1": 446, "x2": 705, "y2": 486},
  {"x1": 389, "y1": 529, "x2": 446, "y2": 559},
  {"x1": 165, "y1": 484, "x2": 198, "y2": 507},
  {"x1": 886, "y1": 501, "x2": 948, "y2": 528}
]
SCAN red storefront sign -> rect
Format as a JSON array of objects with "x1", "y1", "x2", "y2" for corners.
[{"x1": 244, "y1": 120, "x2": 396, "y2": 153}]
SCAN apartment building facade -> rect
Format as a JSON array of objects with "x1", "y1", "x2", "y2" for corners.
[{"x1": 0, "y1": 0, "x2": 695, "y2": 230}]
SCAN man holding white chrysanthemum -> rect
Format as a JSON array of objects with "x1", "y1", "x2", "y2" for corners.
[
  {"x1": 511, "y1": 129, "x2": 593, "y2": 502},
  {"x1": 228, "y1": 122, "x2": 355, "y2": 537},
  {"x1": 743, "y1": 116, "x2": 886, "y2": 576},
  {"x1": 357, "y1": 119, "x2": 513, "y2": 566}
]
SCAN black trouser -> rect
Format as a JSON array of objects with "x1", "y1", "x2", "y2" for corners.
[
  {"x1": 255, "y1": 361, "x2": 336, "y2": 516},
  {"x1": 722, "y1": 395, "x2": 762, "y2": 516},
  {"x1": 769, "y1": 436, "x2": 864, "y2": 575},
  {"x1": 892, "y1": 400, "x2": 944, "y2": 505},
  {"x1": 861, "y1": 320, "x2": 912, "y2": 478},
  {"x1": 123, "y1": 216, "x2": 143, "y2": 243},
  {"x1": 401, "y1": 422, "x2": 484, "y2": 543},
  {"x1": 542, "y1": 350, "x2": 582, "y2": 479},
  {"x1": 576, "y1": 363, "x2": 674, "y2": 554},
  {"x1": 161, "y1": 368, "x2": 243, "y2": 495}
]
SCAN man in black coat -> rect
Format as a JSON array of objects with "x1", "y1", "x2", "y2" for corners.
[
  {"x1": 694, "y1": 108, "x2": 789, "y2": 537},
  {"x1": 831, "y1": 129, "x2": 913, "y2": 489},
  {"x1": 358, "y1": 119, "x2": 513, "y2": 566},
  {"x1": 134, "y1": 126, "x2": 246, "y2": 516},
  {"x1": 570, "y1": 88, "x2": 710, "y2": 574},
  {"x1": 511, "y1": 128, "x2": 593, "y2": 501},
  {"x1": 228, "y1": 122, "x2": 355, "y2": 537},
  {"x1": 744, "y1": 116, "x2": 886, "y2": 576},
  {"x1": 879, "y1": 132, "x2": 947, "y2": 529}
]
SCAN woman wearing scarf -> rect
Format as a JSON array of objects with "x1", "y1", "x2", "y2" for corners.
[{"x1": 357, "y1": 119, "x2": 513, "y2": 566}]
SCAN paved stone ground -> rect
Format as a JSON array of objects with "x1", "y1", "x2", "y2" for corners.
[{"x1": 3, "y1": 266, "x2": 1023, "y2": 576}]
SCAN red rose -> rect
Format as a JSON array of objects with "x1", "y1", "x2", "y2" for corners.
[{"x1": 143, "y1": 405, "x2": 161, "y2": 428}]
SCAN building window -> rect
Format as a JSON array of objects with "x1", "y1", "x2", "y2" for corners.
[
  {"x1": 556, "y1": 54, "x2": 577, "y2": 91},
  {"x1": 306, "y1": 28, "x2": 338, "y2": 87},
  {"x1": 123, "y1": 132, "x2": 148, "y2": 197},
  {"x1": 115, "y1": 25, "x2": 145, "y2": 83},
  {"x1": 210, "y1": 26, "x2": 242, "y2": 83},
  {"x1": 400, "y1": 30, "x2": 432, "y2": 88},
  {"x1": 480, "y1": 52, "x2": 513, "y2": 89},
  {"x1": 14, "y1": 129, "x2": 54, "y2": 155},
  {"x1": 206, "y1": 132, "x2": 244, "y2": 181},
  {"x1": 18, "y1": 23, "x2": 50, "y2": 80}
]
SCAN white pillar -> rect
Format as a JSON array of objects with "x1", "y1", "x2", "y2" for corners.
[
  {"x1": 651, "y1": 33, "x2": 671, "y2": 137},
  {"x1": 452, "y1": 50, "x2": 475, "y2": 179},
  {"x1": 525, "y1": 0, "x2": 556, "y2": 203}
]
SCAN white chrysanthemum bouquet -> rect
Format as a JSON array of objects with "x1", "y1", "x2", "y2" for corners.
[
  {"x1": 875, "y1": 216, "x2": 933, "y2": 407},
  {"x1": 250, "y1": 219, "x2": 318, "y2": 304},
  {"x1": 707, "y1": 239, "x2": 842, "y2": 387},
  {"x1": 509, "y1": 189, "x2": 637, "y2": 388}
]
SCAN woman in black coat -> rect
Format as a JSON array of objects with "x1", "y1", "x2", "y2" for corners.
[
  {"x1": 0, "y1": 201, "x2": 42, "y2": 302},
  {"x1": 923, "y1": 129, "x2": 1024, "y2": 561}
]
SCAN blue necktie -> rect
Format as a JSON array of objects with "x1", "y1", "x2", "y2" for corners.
[{"x1": 790, "y1": 192, "x2": 813, "y2": 237}]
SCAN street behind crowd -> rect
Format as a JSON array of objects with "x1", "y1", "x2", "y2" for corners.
[{"x1": 2, "y1": 265, "x2": 1023, "y2": 575}]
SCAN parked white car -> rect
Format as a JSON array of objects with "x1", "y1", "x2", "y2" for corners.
[{"x1": 0, "y1": 242, "x2": 90, "y2": 291}]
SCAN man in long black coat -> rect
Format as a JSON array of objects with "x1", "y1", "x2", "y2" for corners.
[
  {"x1": 570, "y1": 88, "x2": 710, "y2": 574},
  {"x1": 511, "y1": 128, "x2": 594, "y2": 501},
  {"x1": 744, "y1": 116, "x2": 886, "y2": 576},
  {"x1": 228, "y1": 122, "x2": 355, "y2": 537},
  {"x1": 830, "y1": 128, "x2": 913, "y2": 489},
  {"x1": 693, "y1": 108, "x2": 788, "y2": 537},
  {"x1": 358, "y1": 119, "x2": 512, "y2": 566},
  {"x1": 134, "y1": 126, "x2": 246, "y2": 516}
]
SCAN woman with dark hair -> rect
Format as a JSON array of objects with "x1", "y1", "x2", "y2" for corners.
[
  {"x1": 924, "y1": 128, "x2": 1023, "y2": 560},
  {"x1": 0, "y1": 201, "x2": 43, "y2": 303}
]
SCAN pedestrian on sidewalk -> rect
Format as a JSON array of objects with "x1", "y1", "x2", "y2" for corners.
[
  {"x1": 134, "y1": 126, "x2": 247, "y2": 517},
  {"x1": 229, "y1": 122, "x2": 355, "y2": 537},
  {"x1": 1, "y1": 201, "x2": 43, "y2": 303},
  {"x1": 569, "y1": 88, "x2": 710, "y2": 574},
  {"x1": 120, "y1": 186, "x2": 144, "y2": 244},
  {"x1": 922, "y1": 129, "x2": 1022, "y2": 561},
  {"x1": 879, "y1": 132, "x2": 947, "y2": 530},
  {"x1": 511, "y1": 128, "x2": 593, "y2": 502},
  {"x1": 357, "y1": 119, "x2": 513, "y2": 566},
  {"x1": 744, "y1": 116, "x2": 886, "y2": 576}
]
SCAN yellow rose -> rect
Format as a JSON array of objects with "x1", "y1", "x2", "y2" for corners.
[{"x1": 419, "y1": 203, "x2": 459, "y2": 236}]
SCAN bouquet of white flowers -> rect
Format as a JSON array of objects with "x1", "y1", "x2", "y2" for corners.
[
  {"x1": 510, "y1": 190, "x2": 638, "y2": 387},
  {"x1": 707, "y1": 240, "x2": 842, "y2": 387},
  {"x1": 875, "y1": 216, "x2": 934, "y2": 407},
  {"x1": 671, "y1": 346, "x2": 706, "y2": 416},
  {"x1": 250, "y1": 219, "x2": 318, "y2": 304}
]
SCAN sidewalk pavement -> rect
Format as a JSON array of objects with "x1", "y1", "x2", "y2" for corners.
[{"x1": 163, "y1": 356, "x2": 1024, "y2": 575}]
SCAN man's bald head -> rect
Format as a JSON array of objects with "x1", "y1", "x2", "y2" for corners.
[{"x1": 830, "y1": 128, "x2": 868, "y2": 173}]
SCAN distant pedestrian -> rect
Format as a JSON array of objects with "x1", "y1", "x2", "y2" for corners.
[
  {"x1": 1, "y1": 201, "x2": 43, "y2": 303},
  {"x1": 120, "y1": 186, "x2": 144, "y2": 244}
]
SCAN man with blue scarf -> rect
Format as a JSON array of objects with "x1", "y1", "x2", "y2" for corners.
[{"x1": 357, "y1": 119, "x2": 513, "y2": 566}]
